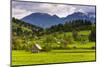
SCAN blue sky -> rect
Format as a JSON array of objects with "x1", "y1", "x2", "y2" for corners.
[{"x1": 12, "y1": 1, "x2": 95, "y2": 19}]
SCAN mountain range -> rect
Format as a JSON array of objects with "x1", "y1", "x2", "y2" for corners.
[{"x1": 21, "y1": 12, "x2": 95, "y2": 28}]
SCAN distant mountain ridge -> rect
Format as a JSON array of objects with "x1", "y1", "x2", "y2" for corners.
[{"x1": 21, "y1": 12, "x2": 95, "y2": 28}]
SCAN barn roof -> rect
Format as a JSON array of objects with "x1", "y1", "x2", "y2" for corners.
[{"x1": 35, "y1": 44, "x2": 42, "y2": 50}]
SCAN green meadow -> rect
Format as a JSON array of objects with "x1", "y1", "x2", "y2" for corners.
[
  {"x1": 12, "y1": 49, "x2": 95, "y2": 66},
  {"x1": 12, "y1": 30, "x2": 96, "y2": 66}
]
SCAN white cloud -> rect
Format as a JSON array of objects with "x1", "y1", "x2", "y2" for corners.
[
  {"x1": 12, "y1": 7, "x2": 32, "y2": 19},
  {"x1": 12, "y1": 1, "x2": 95, "y2": 19},
  {"x1": 31, "y1": 4, "x2": 76, "y2": 17}
]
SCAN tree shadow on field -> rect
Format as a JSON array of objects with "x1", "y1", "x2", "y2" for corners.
[{"x1": 51, "y1": 49, "x2": 95, "y2": 53}]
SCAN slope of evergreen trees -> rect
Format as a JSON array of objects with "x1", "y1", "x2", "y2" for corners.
[
  {"x1": 12, "y1": 17, "x2": 44, "y2": 37},
  {"x1": 12, "y1": 17, "x2": 44, "y2": 50},
  {"x1": 46, "y1": 20, "x2": 93, "y2": 34}
]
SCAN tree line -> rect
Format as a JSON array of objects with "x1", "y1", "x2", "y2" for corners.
[{"x1": 46, "y1": 20, "x2": 94, "y2": 34}]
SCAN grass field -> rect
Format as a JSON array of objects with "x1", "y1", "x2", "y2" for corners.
[
  {"x1": 12, "y1": 30, "x2": 96, "y2": 66},
  {"x1": 12, "y1": 49, "x2": 96, "y2": 66}
]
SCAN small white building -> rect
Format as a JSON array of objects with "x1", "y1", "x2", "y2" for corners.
[{"x1": 31, "y1": 44, "x2": 42, "y2": 53}]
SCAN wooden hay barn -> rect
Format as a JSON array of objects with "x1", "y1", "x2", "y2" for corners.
[{"x1": 31, "y1": 44, "x2": 42, "y2": 53}]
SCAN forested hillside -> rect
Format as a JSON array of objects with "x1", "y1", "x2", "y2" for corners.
[
  {"x1": 12, "y1": 17, "x2": 44, "y2": 37},
  {"x1": 12, "y1": 17, "x2": 96, "y2": 50}
]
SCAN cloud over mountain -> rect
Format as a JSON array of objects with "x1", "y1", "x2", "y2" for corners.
[{"x1": 12, "y1": 1, "x2": 95, "y2": 19}]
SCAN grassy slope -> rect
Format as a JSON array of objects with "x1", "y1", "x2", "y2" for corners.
[
  {"x1": 34, "y1": 30, "x2": 95, "y2": 49},
  {"x1": 12, "y1": 50, "x2": 95, "y2": 66}
]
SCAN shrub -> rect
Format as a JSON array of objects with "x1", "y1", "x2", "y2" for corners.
[
  {"x1": 42, "y1": 36, "x2": 53, "y2": 51},
  {"x1": 89, "y1": 28, "x2": 96, "y2": 42},
  {"x1": 72, "y1": 30, "x2": 79, "y2": 41},
  {"x1": 91, "y1": 46, "x2": 96, "y2": 49},
  {"x1": 12, "y1": 37, "x2": 23, "y2": 50},
  {"x1": 42, "y1": 43, "x2": 52, "y2": 51}
]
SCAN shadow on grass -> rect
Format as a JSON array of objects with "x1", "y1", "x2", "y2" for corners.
[{"x1": 51, "y1": 51, "x2": 95, "y2": 53}]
